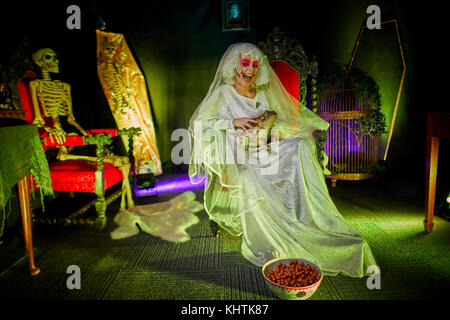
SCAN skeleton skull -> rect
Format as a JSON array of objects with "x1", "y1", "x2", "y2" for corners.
[
  {"x1": 32, "y1": 48, "x2": 59, "y2": 73},
  {"x1": 101, "y1": 40, "x2": 119, "y2": 62}
]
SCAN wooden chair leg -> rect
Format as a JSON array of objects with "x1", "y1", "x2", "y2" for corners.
[
  {"x1": 117, "y1": 160, "x2": 134, "y2": 210},
  {"x1": 94, "y1": 195, "x2": 107, "y2": 229},
  {"x1": 17, "y1": 175, "x2": 40, "y2": 276}
]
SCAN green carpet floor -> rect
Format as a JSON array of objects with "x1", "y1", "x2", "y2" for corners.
[{"x1": 0, "y1": 177, "x2": 449, "y2": 301}]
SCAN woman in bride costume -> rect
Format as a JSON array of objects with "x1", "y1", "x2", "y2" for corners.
[{"x1": 188, "y1": 43, "x2": 376, "y2": 277}]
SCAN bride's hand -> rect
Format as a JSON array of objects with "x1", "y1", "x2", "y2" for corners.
[{"x1": 233, "y1": 116, "x2": 259, "y2": 132}]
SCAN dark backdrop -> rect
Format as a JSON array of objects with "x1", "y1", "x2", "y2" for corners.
[{"x1": 0, "y1": 0, "x2": 447, "y2": 185}]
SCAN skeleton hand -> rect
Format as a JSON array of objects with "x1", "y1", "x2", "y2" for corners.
[
  {"x1": 33, "y1": 117, "x2": 45, "y2": 127},
  {"x1": 48, "y1": 128, "x2": 67, "y2": 145}
]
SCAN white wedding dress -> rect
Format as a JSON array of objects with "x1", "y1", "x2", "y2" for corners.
[{"x1": 209, "y1": 84, "x2": 376, "y2": 277}]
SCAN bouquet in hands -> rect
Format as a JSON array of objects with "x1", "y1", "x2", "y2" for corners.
[{"x1": 242, "y1": 110, "x2": 278, "y2": 150}]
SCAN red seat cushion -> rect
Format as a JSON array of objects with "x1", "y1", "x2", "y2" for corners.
[{"x1": 36, "y1": 160, "x2": 123, "y2": 193}]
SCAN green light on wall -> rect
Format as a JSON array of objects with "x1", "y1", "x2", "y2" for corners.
[{"x1": 349, "y1": 19, "x2": 406, "y2": 161}]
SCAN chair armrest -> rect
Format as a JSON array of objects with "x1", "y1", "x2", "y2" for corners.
[
  {"x1": 42, "y1": 133, "x2": 115, "y2": 148},
  {"x1": 86, "y1": 127, "x2": 141, "y2": 159},
  {"x1": 83, "y1": 132, "x2": 113, "y2": 147},
  {"x1": 86, "y1": 128, "x2": 118, "y2": 137},
  {"x1": 117, "y1": 127, "x2": 141, "y2": 137},
  {"x1": 86, "y1": 128, "x2": 141, "y2": 139},
  {"x1": 42, "y1": 135, "x2": 86, "y2": 148},
  {"x1": 115, "y1": 127, "x2": 141, "y2": 159}
]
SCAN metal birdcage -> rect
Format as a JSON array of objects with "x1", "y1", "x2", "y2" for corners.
[{"x1": 318, "y1": 86, "x2": 379, "y2": 187}]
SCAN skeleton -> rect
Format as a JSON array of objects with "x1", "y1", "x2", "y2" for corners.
[
  {"x1": 30, "y1": 48, "x2": 87, "y2": 144},
  {"x1": 100, "y1": 42, "x2": 134, "y2": 116},
  {"x1": 29, "y1": 48, "x2": 134, "y2": 210},
  {"x1": 97, "y1": 34, "x2": 162, "y2": 175}
]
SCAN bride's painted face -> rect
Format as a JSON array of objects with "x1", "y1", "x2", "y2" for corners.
[{"x1": 235, "y1": 53, "x2": 259, "y2": 86}]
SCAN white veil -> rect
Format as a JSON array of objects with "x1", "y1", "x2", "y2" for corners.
[{"x1": 188, "y1": 43, "x2": 329, "y2": 235}]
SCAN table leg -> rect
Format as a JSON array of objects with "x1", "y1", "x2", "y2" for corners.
[
  {"x1": 17, "y1": 174, "x2": 40, "y2": 276},
  {"x1": 424, "y1": 136, "x2": 439, "y2": 233}
]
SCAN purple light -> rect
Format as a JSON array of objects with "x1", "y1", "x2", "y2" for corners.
[
  {"x1": 348, "y1": 119, "x2": 361, "y2": 153},
  {"x1": 135, "y1": 173, "x2": 206, "y2": 197}
]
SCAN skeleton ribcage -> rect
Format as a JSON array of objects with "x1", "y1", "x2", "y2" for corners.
[
  {"x1": 39, "y1": 81, "x2": 69, "y2": 117},
  {"x1": 103, "y1": 64, "x2": 132, "y2": 111}
]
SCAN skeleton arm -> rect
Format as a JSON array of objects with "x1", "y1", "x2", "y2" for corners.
[
  {"x1": 29, "y1": 80, "x2": 45, "y2": 127},
  {"x1": 121, "y1": 64, "x2": 134, "y2": 112},
  {"x1": 124, "y1": 65, "x2": 131, "y2": 93},
  {"x1": 29, "y1": 80, "x2": 66, "y2": 144},
  {"x1": 64, "y1": 83, "x2": 87, "y2": 135}
]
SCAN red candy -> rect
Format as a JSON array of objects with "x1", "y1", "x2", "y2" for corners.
[{"x1": 266, "y1": 260, "x2": 320, "y2": 287}]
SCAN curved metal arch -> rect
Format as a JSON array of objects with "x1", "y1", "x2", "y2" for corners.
[{"x1": 348, "y1": 19, "x2": 406, "y2": 161}]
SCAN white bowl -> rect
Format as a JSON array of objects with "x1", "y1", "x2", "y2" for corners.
[{"x1": 262, "y1": 258, "x2": 323, "y2": 300}]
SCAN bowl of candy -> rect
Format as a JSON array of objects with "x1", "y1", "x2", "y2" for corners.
[{"x1": 262, "y1": 258, "x2": 323, "y2": 300}]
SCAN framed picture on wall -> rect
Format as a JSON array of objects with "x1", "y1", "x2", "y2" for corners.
[{"x1": 222, "y1": 0, "x2": 250, "y2": 31}]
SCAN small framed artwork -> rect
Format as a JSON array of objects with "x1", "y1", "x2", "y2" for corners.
[{"x1": 222, "y1": 0, "x2": 250, "y2": 32}]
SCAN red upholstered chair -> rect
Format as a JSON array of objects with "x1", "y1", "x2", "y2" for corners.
[
  {"x1": 259, "y1": 27, "x2": 320, "y2": 111},
  {"x1": 17, "y1": 71, "x2": 138, "y2": 229},
  {"x1": 270, "y1": 60, "x2": 301, "y2": 105},
  {"x1": 259, "y1": 27, "x2": 329, "y2": 173}
]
